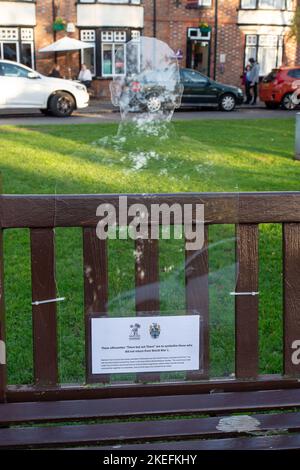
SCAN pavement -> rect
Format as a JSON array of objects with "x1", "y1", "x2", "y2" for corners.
[{"x1": 0, "y1": 100, "x2": 298, "y2": 125}]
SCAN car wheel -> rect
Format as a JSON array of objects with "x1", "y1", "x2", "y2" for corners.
[
  {"x1": 265, "y1": 102, "x2": 280, "y2": 109},
  {"x1": 219, "y1": 94, "x2": 236, "y2": 112},
  {"x1": 281, "y1": 93, "x2": 297, "y2": 111},
  {"x1": 49, "y1": 92, "x2": 75, "y2": 117},
  {"x1": 146, "y1": 95, "x2": 162, "y2": 113}
]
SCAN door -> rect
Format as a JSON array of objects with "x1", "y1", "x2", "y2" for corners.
[
  {"x1": 192, "y1": 41, "x2": 210, "y2": 76},
  {"x1": 181, "y1": 69, "x2": 215, "y2": 105},
  {"x1": 0, "y1": 62, "x2": 45, "y2": 107},
  {"x1": 187, "y1": 40, "x2": 210, "y2": 76}
]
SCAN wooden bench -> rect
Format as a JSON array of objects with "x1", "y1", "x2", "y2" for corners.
[{"x1": 1, "y1": 192, "x2": 300, "y2": 450}]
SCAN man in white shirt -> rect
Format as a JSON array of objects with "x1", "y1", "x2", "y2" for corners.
[{"x1": 78, "y1": 64, "x2": 92, "y2": 88}]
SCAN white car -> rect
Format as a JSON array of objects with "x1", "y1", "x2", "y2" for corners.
[{"x1": 0, "y1": 60, "x2": 89, "y2": 117}]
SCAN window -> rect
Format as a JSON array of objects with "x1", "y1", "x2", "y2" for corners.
[
  {"x1": 287, "y1": 69, "x2": 300, "y2": 78},
  {"x1": 240, "y1": 0, "x2": 256, "y2": 7},
  {"x1": 80, "y1": 28, "x2": 140, "y2": 77},
  {"x1": 259, "y1": 0, "x2": 288, "y2": 8},
  {"x1": 241, "y1": 0, "x2": 293, "y2": 8},
  {"x1": 245, "y1": 34, "x2": 283, "y2": 76},
  {"x1": 0, "y1": 28, "x2": 18, "y2": 41},
  {"x1": 181, "y1": 69, "x2": 208, "y2": 83},
  {"x1": 198, "y1": 0, "x2": 212, "y2": 5},
  {"x1": 0, "y1": 27, "x2": 34, "y2": 69},
  {"x1": 21, "y1": 43, "x2": 33, "y2": 68},
  {"x1": 101, "y1": 30, "x2": 126, "y2": 76},
  {"x1": 1, "y1": 43, "x2": 17, "y2": 61},
  {"x1": 80, "y1": 30, "x2": 96, "y2": 76},
  {"x1": 79, "y1": 1, "x2": 141, "y2": 4},
  {"x1": 20, "y1": 28, "x2": 34, "y2": 69},
  {"x1": 0, "y1": 62, "x2": 30, "y2": 78},
  {"x1": 131, "y1": 30, "x2": 141, "y2": 41},
  {"x1": 244, "y1": 35, "x2": 258, "y2": 65}
]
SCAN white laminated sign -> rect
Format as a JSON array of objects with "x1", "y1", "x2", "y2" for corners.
[{"x1": 91, "y1": 314, "x2": 201, "y2": 375}]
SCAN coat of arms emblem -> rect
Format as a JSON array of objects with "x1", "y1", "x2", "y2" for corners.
[{"x1": 149, "y1": 322, "x2": 161, "y2": 339}]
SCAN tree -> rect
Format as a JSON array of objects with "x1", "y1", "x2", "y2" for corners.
[{"x1": 289, "y1": 5, "x2": 300, "y2": 42}]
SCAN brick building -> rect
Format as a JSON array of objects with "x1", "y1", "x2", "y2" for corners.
[
  {"x1": 144, "y1": 0, "x2": 300, "y2": 87},
  {"x1": 0, "y1": 0, "x2": 299, "y2": 96},
  {"x1": 0, "y1": 0, "x2": 144, "y2": 98}
]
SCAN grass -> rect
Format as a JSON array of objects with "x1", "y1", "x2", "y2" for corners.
[{"x1": 0, "y1": 117, "x2": 297, "y2": 385}]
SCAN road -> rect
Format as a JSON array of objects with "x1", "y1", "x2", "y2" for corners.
[{"x1": 0, "y1": 105, "x2": 298, "y2": 125}]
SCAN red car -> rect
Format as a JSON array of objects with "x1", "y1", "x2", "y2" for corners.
[{"x1": 259, "y1": 66, "x2": 300, "y2": 110}]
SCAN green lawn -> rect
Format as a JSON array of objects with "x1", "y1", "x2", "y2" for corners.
[{"x1": 0, "y1": 118, "x2": 297, "y2": 384}]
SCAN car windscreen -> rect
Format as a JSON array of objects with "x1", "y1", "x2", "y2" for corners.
[{"x1": 287, "y1": 69, "x2": 300, "y2": 79}]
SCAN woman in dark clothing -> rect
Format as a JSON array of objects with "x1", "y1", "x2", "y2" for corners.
[
  {"x1": 48, "y1": 64, "x2": 61, "y2": 78},
  {"x1": 241, "y1": 64, "x2": 252, "y2": 104}
]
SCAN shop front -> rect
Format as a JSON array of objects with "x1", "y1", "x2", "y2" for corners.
[
  {"x1": 0, "y1": 1, "x2": 36, "y2": 68},
  {"x1": 76, "y1": 2, "x2": 144, "y2": 97}
]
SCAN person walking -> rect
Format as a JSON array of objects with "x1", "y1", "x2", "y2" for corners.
[
  {"x1": 78, "y1": 64, "x2": 92, "y2": 88},
  {"x1": 248, "y1": 58, "x2": 260, "y2": 105}
]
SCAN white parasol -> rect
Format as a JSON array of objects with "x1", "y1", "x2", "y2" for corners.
[{"x1": 39, "y1": 37, "x2": 93, "y2": 53}]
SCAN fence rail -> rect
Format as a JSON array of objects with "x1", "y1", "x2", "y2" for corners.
[{"x1": 2, "y1": 192, "x2": 300, "y2": 227}]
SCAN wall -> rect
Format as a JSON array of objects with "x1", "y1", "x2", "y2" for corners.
[
  {"x1": 144, "y1": 0, "x2": 300, "y2": 88},
  {"x1": 35, "y1": 0, "x2": 79, "y2": 78}
]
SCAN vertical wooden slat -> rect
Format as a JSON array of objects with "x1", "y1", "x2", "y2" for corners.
[
  {"x1": 283, "y1": 223, "x2": 300, "y2": 377},
  {"x1": 135, "y1": 236, "x2": 160, "y2": 383},
  {"x1": 83, "y1": 228, "x2": 108, "y2": 384},
  {"x1": 0, "y1": 229, "x2": 6, "y2": 402},
  {"x1": 235, "y1": 224, "x2": 259, "y2": 379},
  {"x1": 30, "y1": 228, "x2": 58, "y2": 386},
  {"x1": 185, "y1": 225, "x2": 209, "y2": 380}
]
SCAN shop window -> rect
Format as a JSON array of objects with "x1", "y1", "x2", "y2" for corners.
[
  {"x1": 21, "y1": 29, "x2": 34, "y2": 42},
  {"x1": 245, "y1": 34, "x2": 283, "y2": 76},
  {"x1": 0, "y1": 28, "x2": 18, "y2": 41},
  {"x1": 101, "y1": 31, "x2": 114, "y2": 42},
  {"x1": 245, "y1": 35, "x2": 258, "y2": 65},
  {"x1": 79, "y1": 1, "x2": 141, "y2": 3},
  {"x1": 114, "y1": 31, "x2": 126, "y2": 42},
  {"x1": 257, "y1": 35, "x2": 283, "y2": 76},
  {"x1": 81, "y1": 30, "x2": 95, "y2": 42},
  {"x1": 2, "y1": 43, "x2": 18, "y2": 61},
  {"x1": 198, "y1": 0, "x2": 212, "y2": 5},
  {"x1": 259, "y1": 0, "x2": 289, "y2": 8},
  {"x1": 0, "y1": 27, "x2": 34, "y2": 69},
  {"x1": 101, "y1": 31, "x2": 126, "y2": 77},
  {"x1": 131, "y1": 30, "x2": 141, "y2": 41},
  {"x1": 21, "y1": 43, "x2": 34, "y2": 68},
  {"x1": 80, "y1": 30, "x2": 96, "y2": 76},
  {"x1": 241, "y1": 0, "x2": 292, "y2": 8}
]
